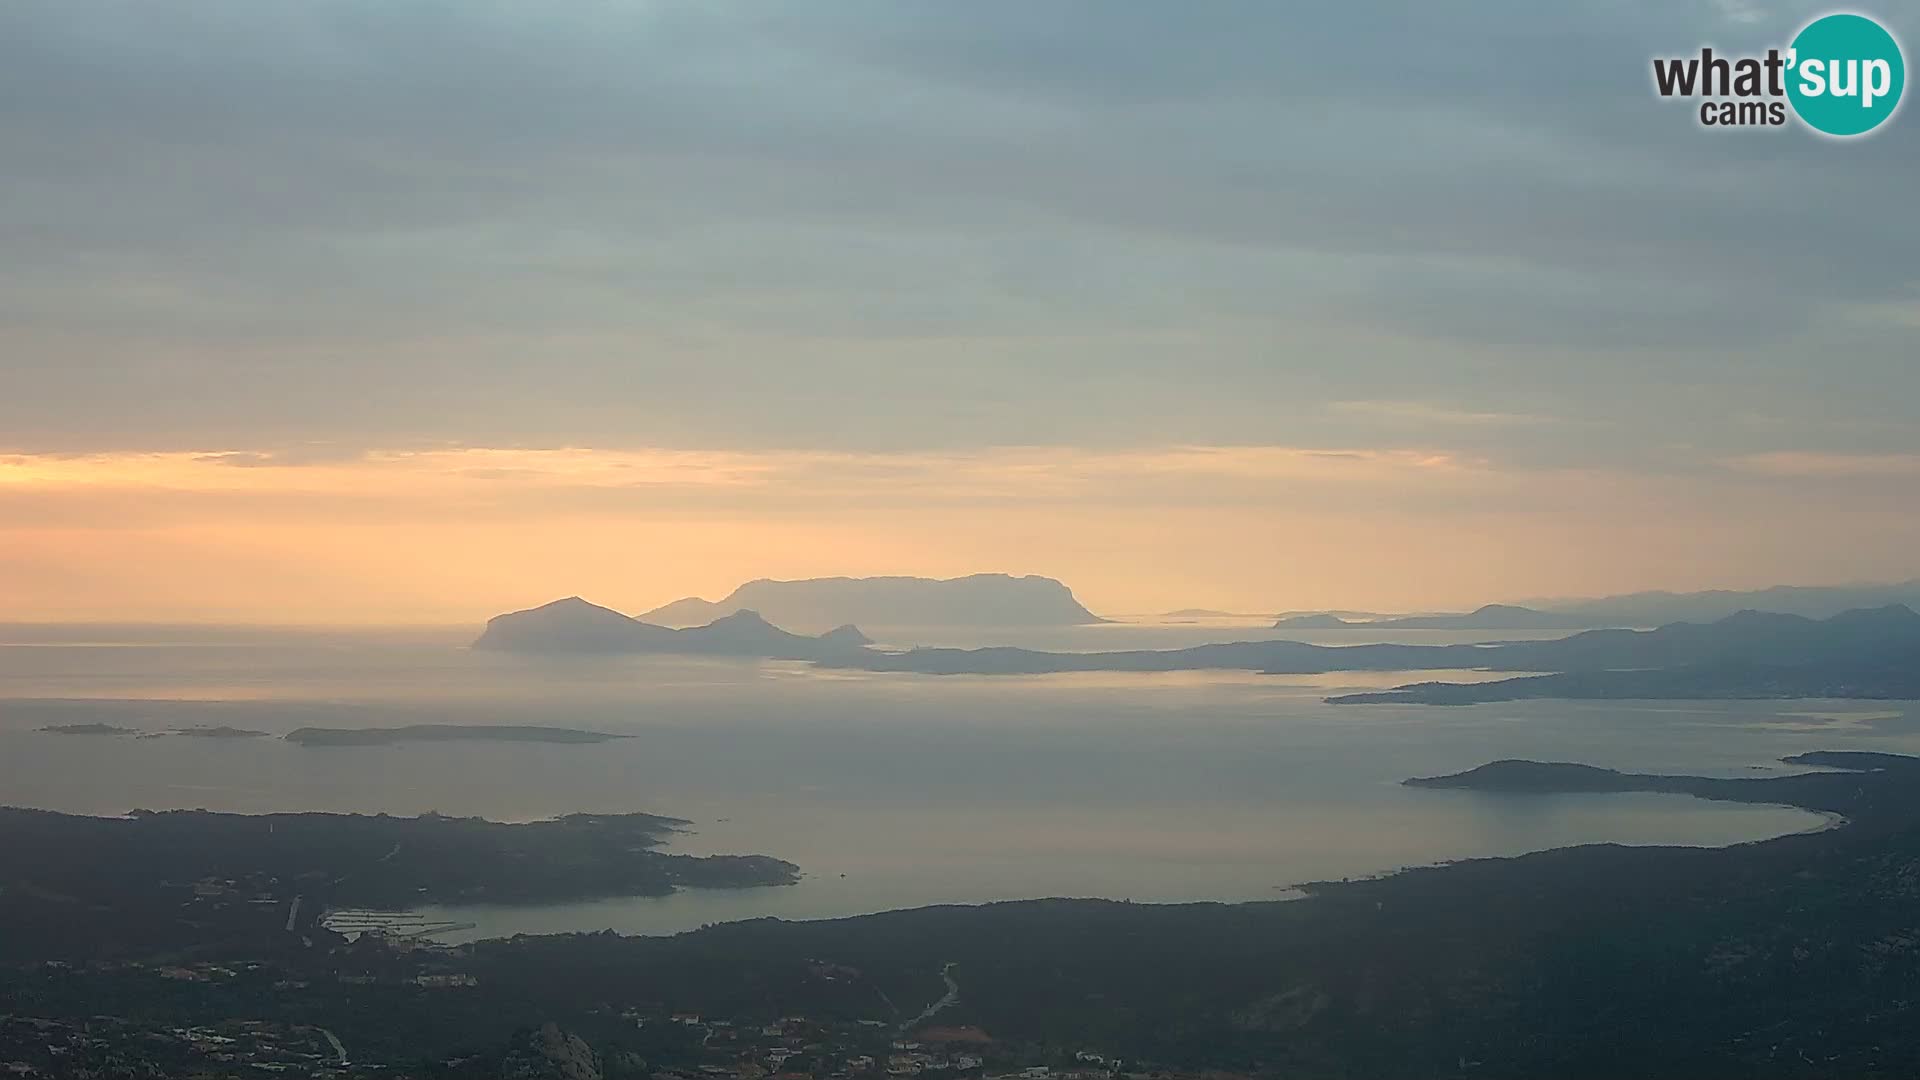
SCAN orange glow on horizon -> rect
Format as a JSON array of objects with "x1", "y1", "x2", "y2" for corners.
[{"x1": 3, "y1": 444, "x2": 1918, "y2": 624}]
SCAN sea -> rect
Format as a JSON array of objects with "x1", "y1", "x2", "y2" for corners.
[{"x1": 4, "y1": 616, "x2": 1915, "y2": 941}]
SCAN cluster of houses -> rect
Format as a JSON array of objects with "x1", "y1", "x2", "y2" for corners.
[
  {"x1": 635, "y1": 1011, "x2": 1126, "y2": 1080},
  {"x1": 0, "y1": 1014, "x2": 345, "y2": 1076}
]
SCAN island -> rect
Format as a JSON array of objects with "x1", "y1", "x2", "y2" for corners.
[
  {"x1": 637, "y1": 573, "x2": 1106, "y2": 631},
  {"x1": 1270, "y1": 612, "x2": 1362, "y2": 629},
  {"x1": 1526, "y1": 577, "x2": 1920, "y2": 625},
  {"x1": 472, "y1": 598, "x2": 873, "y2": 659},
  {"x1": 285, "y1": 724, "x2": 631, "y2": 746},
  {"x1": 37, "y1": 722, "x2": 141, "y2": 736},
  {"x1": 172, "y1": 724, "x2": 271, "y2": 738},
  {"x1": 1274, "y1": 603, "x2": 1612, "y2": 631},
  {"x1": 1405, "y1": 752, "x2": 1888, "y2": 797},
  {"x1": 1398, "y1": 750, "x2": 1908, "y2": 818}
]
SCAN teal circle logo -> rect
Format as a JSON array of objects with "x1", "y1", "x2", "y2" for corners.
[{"x1": 1787, "y1": 13, "x2": 1905, "y2": 136}]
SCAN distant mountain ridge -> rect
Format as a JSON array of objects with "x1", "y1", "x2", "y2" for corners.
[
  {"x1": 471, "y1": 597, "x2": 869, "y2": 660},
  {"x1": 1275, "y1": 603, "x2": 1610, "y2": 631},
  {"x1": 822, "y1": 604, "x2": 1920, "y2": 677},
  {"x1": 1272, "y1": 581, "x2": 1920, "y2": 632},
  {"x1": 1483, "y1": 604, "x2": 1920, "y2": 671},
  {"x1": 474, "y1": 595, "x2": 1920, "y2": 710},
  {"x1": 638, "y1": 573, "x2": 1104, "y2": 630},
  {"x1": 1327, "y1": 603, "x2": 1920, "y2": 705},
  {"x1": 1529, "y1": 580, "x2": 1920, "y2": 624}
]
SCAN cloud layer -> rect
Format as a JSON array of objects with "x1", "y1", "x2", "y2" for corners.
[{"x1": 2, "y1": 2, "x2": 1916, "y2": 616}]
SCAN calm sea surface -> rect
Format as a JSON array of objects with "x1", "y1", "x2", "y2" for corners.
[{"x1": 4, "y1": 618, "x2": 1915, "y2": 939}]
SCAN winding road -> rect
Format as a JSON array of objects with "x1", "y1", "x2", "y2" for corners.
[{"x1": 901, "y1": 962, "x2": 959, "y2": 1031}]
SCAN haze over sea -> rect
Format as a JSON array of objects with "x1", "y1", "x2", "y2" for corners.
[{"x1": 5, "y1": 617, "x2": 1914, "y2": 940}]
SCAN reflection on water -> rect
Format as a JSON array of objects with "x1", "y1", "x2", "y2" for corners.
[{"x1": 2, "y1": 624, "x2": 1917, "y2": 940}]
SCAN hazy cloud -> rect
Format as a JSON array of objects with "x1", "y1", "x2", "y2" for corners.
[
  {"x1": 1326, "y1": 401, "x2": 1562, "y2": 428},
  {"x1": 1, "y1": 0, "x2": 1915, "y2": 462},
  {"x1": 3, "y1": 2, "x2": 1919, "y2": 618},
  {"x1": 1724, "y1": 451, "x2": 1920, "y2": 477}
]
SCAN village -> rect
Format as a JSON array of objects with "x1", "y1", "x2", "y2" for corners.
[{"x1": 0, "y1": 933, "x2": 1248, "y2": 1080}]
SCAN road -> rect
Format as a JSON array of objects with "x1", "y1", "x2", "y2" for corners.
[
  {"x1": 901, "y1": 962, "x2": 959, "y2": 1031},
  {"x1": 318, "y1": 1027, "x2": 348, "y2": 1066}
]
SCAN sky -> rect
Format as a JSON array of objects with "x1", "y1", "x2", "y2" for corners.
[{"x1": 3, "y1": 1, "x2": 1919, "y2": 622}]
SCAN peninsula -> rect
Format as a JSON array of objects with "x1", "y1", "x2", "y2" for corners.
[
  {"x1": 1329, "y1": 663, "x2": 1920, "y2": 705},
  {"x1": 0, "y1": 806, "x2": 797, "y2": 962}
]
